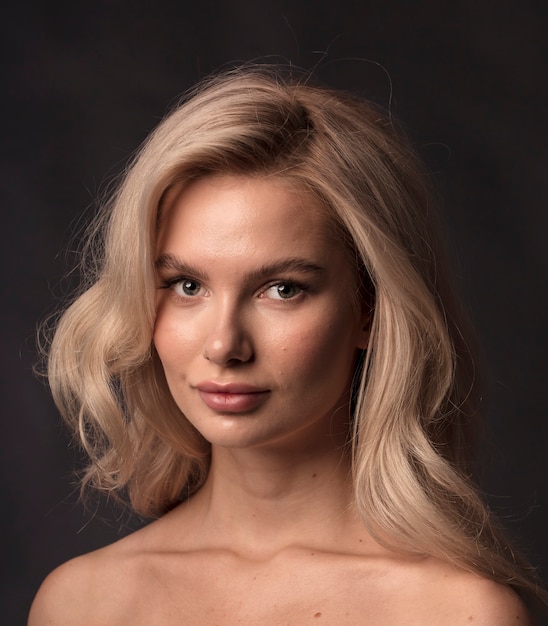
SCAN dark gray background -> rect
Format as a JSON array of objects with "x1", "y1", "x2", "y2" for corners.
[{"x1": 2, "y1": 1, "x2": 547, "y2": 623}]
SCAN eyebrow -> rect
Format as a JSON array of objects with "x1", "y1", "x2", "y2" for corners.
[{"x1": 155, "y1": 253, "x2": 326, "y2": 282}]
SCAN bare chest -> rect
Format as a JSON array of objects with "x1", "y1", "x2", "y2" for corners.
[{"x1": 116, "y1": 551, "x2": 432, "y2": 626}]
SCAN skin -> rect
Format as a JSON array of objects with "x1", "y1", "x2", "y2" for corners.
[
  {"x1": 153, "y1": 175, "x2": 369, "y2": 454},
  {"x1": 29, "y1": 176, "x2": 531, "y2": 625}
]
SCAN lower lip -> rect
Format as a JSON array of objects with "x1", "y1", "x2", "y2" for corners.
[{"x1": 197, "y1": 390, "x2": 270, "y2": 413}]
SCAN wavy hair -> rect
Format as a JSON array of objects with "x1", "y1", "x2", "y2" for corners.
[{"x1": 45, "y1": 65, "x2": 544, "y2": 602}]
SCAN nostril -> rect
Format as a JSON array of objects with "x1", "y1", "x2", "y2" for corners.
[{"x1": 202, "y1": 325, "x2": 254, "y2": 366}]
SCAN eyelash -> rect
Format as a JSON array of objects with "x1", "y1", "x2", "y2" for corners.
[
  {"x1": 158, "y1": 277, "x2": 308, "y2": 301},
  {"x1": 159, "y1": 277, "x2": 206, "y2": 298},
  {"x1": 262, "y1": 280, "x2": 307, "y2": 301}
]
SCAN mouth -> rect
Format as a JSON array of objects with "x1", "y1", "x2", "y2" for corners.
[{"x1": 194, "y1": 381, "x2": 271, "y2": 413}]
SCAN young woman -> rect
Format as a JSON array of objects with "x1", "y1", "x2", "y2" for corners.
[{"x1": 29, "y1": 66, "x2": 545, "y2": 624}]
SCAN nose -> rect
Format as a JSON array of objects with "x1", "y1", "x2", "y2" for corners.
[{"x1": 203, "y1": 299, "x2": 254, "y2": 366}]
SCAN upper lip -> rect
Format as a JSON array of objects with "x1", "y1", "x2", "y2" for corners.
[{"x1": 195, "y1": 381, "x2": 268, "y2": 394}]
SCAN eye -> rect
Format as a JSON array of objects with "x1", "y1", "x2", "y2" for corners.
[
  {"x1": 171, "y1": 278, "x2": 206, "y2": 297},
  {"x1": 264, "y1": 281, "x2": 302, "y2": 300}
]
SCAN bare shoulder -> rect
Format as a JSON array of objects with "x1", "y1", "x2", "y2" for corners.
[
  {"x1": 28, "y1": 544, "x2": 130, "y2": 626},
  {"x1": 413, "y1": 558, "x2": 532, "y2": 625},
  {"x1": 465, "y1": 579, "x2": 532, "y2": 625},
  {"x1": 29, "y1": 553, "x2": 94, "y2": 625},
  {"x1": 28, "y1": 522, "x2": 159, "y2": 626},
  {"x1": 447, "y1": 575, "x2": 531, "y2": 625},
  {"x1": 27, "y1": 503, "x2": 204, "y2": 625}
]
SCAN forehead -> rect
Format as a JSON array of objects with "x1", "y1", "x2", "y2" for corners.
[
  {"x1": 155, "y1": 174, "x2": 363, "y2": 308},
  {"x1": 156, "y1": 175, "x2": 338, "y2": 256}
]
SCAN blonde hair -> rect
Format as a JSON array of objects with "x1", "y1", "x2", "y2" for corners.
[{"x1": 46, "y1": 65, "x2": 544, "y2": 602}]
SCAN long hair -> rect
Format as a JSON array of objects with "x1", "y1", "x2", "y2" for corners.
[{"x1": 45, "y1": 65, "x2": 544, "y2": 602}]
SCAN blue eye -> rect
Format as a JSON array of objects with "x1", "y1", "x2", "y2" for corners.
[{"x1": 265, "y1": 282, "x2": 302, "y2": 300}]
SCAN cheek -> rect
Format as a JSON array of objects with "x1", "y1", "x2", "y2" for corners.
[
  {"x1": 154, "y1": 291, "x2": 208, "y2": 349},
  {"x1": 153, "y1": 306, "x2": 171, "y2": 361},
  {"x1": 274, "y1": 313, "x2": 358, "y2": 386},
  {"x1": 153, "y1": 309, "x2": 193, "y2": 372}
]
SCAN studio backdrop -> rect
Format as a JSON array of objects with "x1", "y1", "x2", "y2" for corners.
[{"x1": 2, "y1": 2, "x2": 547, "y2": 623}]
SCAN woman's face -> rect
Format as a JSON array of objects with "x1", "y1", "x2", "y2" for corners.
[{"x1": 154, "y1": 175, "x2": 369, "y2": 452}]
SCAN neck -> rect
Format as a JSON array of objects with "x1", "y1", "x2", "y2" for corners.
[{"x1": 182, "y1": 440, "x2": 363, "y2": 558}]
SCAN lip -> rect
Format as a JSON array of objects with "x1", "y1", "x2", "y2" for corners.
[{"x1": 194, "y1": 381, "x2": 270, "y2": 413}]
